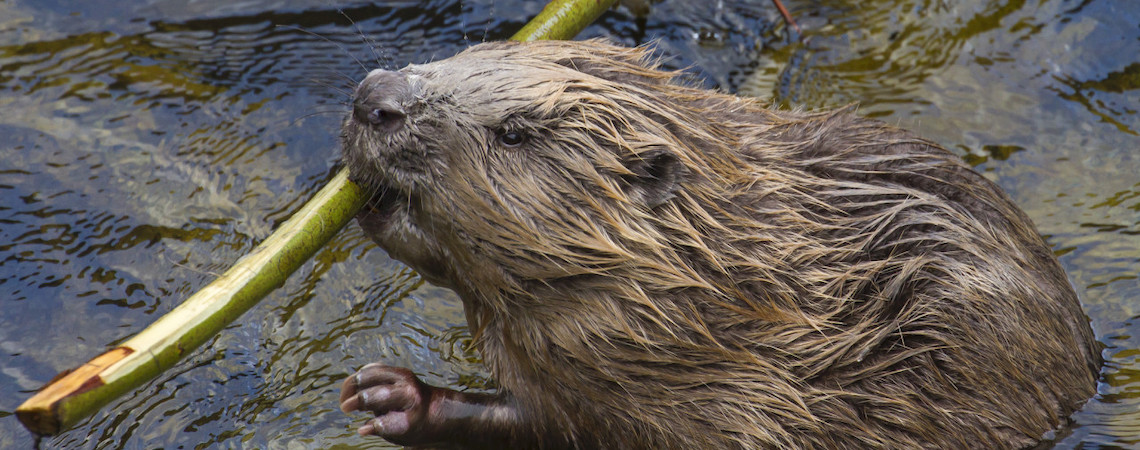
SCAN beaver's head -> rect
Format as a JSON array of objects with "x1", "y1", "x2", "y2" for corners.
[{"x1": 341, "y1": 40, "x2": 743, "y2": 307}]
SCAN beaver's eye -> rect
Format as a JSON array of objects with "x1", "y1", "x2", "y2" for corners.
[{"x1": 497, "y1": 130, "x2": 526, "y2": 147}]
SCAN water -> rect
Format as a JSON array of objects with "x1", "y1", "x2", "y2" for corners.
[{"x1": 0, "y1": 0, "x2": 1136, "y2": 448}]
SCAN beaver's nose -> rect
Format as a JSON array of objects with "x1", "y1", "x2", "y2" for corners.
[{"x1": 353, "y1": 69, "x2": 410, "y2": 134}]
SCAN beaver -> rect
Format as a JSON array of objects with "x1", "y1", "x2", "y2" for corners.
[{"x1": 337, "y1": 39, "x2": 1101, "y2": 449}]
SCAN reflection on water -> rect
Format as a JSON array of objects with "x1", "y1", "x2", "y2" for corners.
[{"x1": 0, "y1": 0, "x2": 1136, "y2": 448}]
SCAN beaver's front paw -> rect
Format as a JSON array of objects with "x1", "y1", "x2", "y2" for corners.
[{"x1": 340, "y1": 364, "x2": 436, "y2": 445}]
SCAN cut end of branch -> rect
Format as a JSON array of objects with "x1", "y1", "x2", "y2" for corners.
[{"x1": 16, "y1": 347, "x2": 134, "y2": 436}]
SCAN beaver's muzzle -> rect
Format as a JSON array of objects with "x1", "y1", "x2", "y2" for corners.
[{"x1": 353, "y1": 69, "x2": 411, "y2": 134}]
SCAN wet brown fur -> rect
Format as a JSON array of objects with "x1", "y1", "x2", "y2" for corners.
[{"x1": 342, "y1": 40, "x2": 1101, "y2": 449}]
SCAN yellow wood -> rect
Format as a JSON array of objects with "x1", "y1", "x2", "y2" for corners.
[{"x1": 16, "y1": 347, "x2": 132, "y2": 435}]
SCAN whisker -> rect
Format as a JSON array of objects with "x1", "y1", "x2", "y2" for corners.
[
  {"x1": 287, "y1": 108, "x2": 348, "y2": 127},
  {"x1": 337, "y1": 8, "x2": 390, "y2": 70},
  {"x1": 299, "y1": 75, "x2": 356, "y2": 98},
  {"x1": 484, "y1": 1, "x2": 495, "y2": 44},
  {"x1": 275, "y1": 23, "x2": 369, "y2": 74}
]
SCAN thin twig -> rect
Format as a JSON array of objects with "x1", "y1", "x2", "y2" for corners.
[{"x1": 770, "y1": 0, "x2": 803, "y2": 37}]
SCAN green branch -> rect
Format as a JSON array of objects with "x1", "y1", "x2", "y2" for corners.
[{"x1": 16, "y1": 0, "x2": 618, "y2": 436}]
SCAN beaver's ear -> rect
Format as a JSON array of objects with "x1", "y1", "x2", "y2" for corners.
[{"x1": 621, "y1": 150, "x2": 687, "y2": 209}]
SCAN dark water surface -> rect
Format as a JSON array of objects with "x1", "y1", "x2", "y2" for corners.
[{"x1": 0, "y1": 0, "x2": 1136, "y2": 448}]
